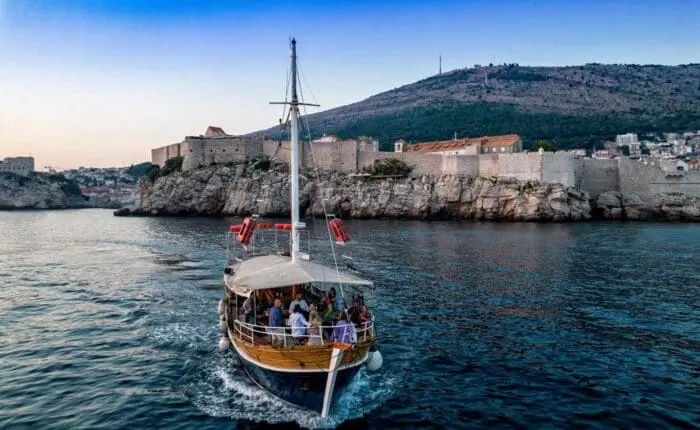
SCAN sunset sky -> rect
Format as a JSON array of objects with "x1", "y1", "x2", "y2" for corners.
[{"x1": 1, "y1": 0, "x2": 699, "y2": 169}]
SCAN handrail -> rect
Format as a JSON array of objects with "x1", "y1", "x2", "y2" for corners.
[{"x1": 231, "y1": 318, "x2": 374, "y2": 348}]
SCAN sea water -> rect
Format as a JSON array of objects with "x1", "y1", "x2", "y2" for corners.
[{"x1": 0, "y1": 210, "x2": 698, "y2": 429}]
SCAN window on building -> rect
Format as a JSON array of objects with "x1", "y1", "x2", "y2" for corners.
[{"x1": 500, "y1": 147, "x2": 506, "y2": 152}]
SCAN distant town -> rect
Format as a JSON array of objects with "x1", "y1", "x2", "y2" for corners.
[
  {"x1": 2, "y1": 127, "x2": 699, "y2": 209},
  {"x1": 0, "y1": 158, "x2": 141, "y2": 207}
]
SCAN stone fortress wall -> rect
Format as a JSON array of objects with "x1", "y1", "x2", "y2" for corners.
[
  {"x1": 152, "y1": 136, "x2": 700, "y2": 199},
  {"x1": 0, "y1": 156, "x2": 35, "y2": 176}
]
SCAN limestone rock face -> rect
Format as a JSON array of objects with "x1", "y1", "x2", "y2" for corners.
[
  {"x1": 0, "y1": 173, "x2": 89, "y2": 210},
  {"x1": 138, "y1": 165, "x2": 592, "y2": 221},
  {"x1": 593, "y1": 191, "x2": 700, "y2": 221}
]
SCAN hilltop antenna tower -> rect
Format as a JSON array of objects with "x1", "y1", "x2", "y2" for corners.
[{"x1": 439, "y1": 54, "x2": 442, "y2": 75}]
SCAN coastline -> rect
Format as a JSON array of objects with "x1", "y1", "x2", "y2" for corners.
[{"x1": 116, "y1": 164, "x2": 700, "y2": 222}]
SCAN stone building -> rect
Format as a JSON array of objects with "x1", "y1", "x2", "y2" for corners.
[
  {"x1": 205, "y1": 126, "x2": 229, "y2": 138},
  {"x1": 0, "y1": 156, "x2": 35, "y2": 176},
  {"x1": 398, "y1": 134, "x2": 522, "y2": 155}
]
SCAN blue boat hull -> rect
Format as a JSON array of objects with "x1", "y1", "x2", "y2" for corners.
[{"x1": 237, "y1": 353, "x2": 361, "y2": 413}]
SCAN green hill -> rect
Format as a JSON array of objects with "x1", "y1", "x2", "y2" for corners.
[{"x1": 257, "y1": 63, "x2": 700, "y2": 150}]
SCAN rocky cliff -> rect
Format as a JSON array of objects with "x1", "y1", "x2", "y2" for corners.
[
  {"x1": 594, "y1": 191, "x2": 700, "y2": 221},
  {"x1": 0, "y1": 172, "x2": 89, "y2": 210},
  {"x1": 133, "y1": 164, "x2": 591, "y2": 221}
]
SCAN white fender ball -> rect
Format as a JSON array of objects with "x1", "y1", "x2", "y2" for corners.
[
  {"x1": 366, "y1": 350, "x2": 383, "y2": 372},
  {"x1": 219, "y1": 319, "x2": 227, "y2": 331},
  {"x1": 217, "y1": 299, "x2": 224, "y2": 315},
  {"x1": 218, "y1": 337, "x2": 230, "y2": 351}
]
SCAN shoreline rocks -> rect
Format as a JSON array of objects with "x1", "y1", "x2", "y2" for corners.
[
  {"x1": 0, "y1": 172, "x2": 90, "y2": 210},
  {"x1": 593, "y1": 191, "x2": 700, "y2": 221},
  {"x1": 132, "y1": 165, "x2": 592, "y2": 221}
]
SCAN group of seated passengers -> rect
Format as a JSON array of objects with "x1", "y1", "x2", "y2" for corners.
[{"x1": 265, "y1": 288, "x2": 373, "y2": 346}]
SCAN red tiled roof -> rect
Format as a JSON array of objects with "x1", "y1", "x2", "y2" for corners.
[
  {"x1": 207, "y1": 126, "x2": 225, "y2": 133},
  {"x1": 407, "y1": 134, "x2": 520, "y2": 153}
]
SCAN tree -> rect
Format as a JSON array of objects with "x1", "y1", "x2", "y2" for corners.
[
  {"x1": 535, "y1": 139, "x2": 557, "y2": 152},
  {"x1": 361, "y1": 158, "x2": 413, "y2": 177},
  {"x1": 641, "y1": 147, "x2": 651, "y2": 155},
  {"x1": 620, "y1": 144, "x2": 630, "y2": 156}
]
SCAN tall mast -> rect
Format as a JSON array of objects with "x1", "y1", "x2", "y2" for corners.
[
  {"x1": 270, "y1": 38, "x2": 318, "y2": 263},
  {"x1": 289, "y1": 38, "x2": 301, "y2": 263}
]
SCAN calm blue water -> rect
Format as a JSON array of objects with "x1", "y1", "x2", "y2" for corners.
[{"x1": 0, "y1": 210, "x2": 698, "y2": 429}]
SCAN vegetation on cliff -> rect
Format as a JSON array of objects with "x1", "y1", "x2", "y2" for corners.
[
  {"x1": 360, "y1": 158, "x2": 413, "y2": 177},
  {"x1": 0, "y1": 172, "x2": 88, "y2": 209},
  {"x1": 145, "y1": 156, "x2": 183, "y2": 181},
  {"x1": 125, "y1": 162, "x2": 156, "y2": 178},
  {"x1": 256, "y1": 63, "x2": 700, "y2": 150}
]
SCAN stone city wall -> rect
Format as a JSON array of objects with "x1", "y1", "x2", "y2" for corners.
[
  {"x1": 497, "y1": 153, "x2": 544, "y2": 182},
  {"x1": 303, "y1": 140, "x2": 359, "y2": 172},
  {"x1": 541, "y1": 152, "x2": 576, "y2": 187},
  {"x1": 618, "y1": 158, "x2": 700, "y2": 201},
  {"x1": 478, "y1": 154, "x2": 500, "y2": 177},
  {"x1": 575, "y1": 158, "x2": 619, "y2": 198},
  {"x1": 441, "y1": 155, "x2": 480, "y2": 177},
  {"x1": 152, "y1": 138, "x2": 700, "y2": 200},
  {"x1": 0, "y1": 157, "x2": 35, "y2": 176}
]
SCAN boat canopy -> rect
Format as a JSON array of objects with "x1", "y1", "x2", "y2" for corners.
[{"x1": 226, "y1": 255, "x2": 373, "y2": 296}]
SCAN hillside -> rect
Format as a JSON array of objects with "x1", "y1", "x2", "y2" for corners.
[{"x1": 257, "y1": 63, "x2": 700, "y2": 149}]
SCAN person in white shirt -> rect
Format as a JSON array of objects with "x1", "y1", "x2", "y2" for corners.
[
  {"x1": 287, "y1": 304, "x2": 310, "y2": 345},
  {"x1": 288, "y1": 292, "x2": 309, "y2": 318}
]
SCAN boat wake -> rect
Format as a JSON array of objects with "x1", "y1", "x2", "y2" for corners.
[{"x1": 188, "y1": 352, "x2": 396, "y2": 429}]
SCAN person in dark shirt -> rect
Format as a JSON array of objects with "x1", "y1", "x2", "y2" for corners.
[
  {"x1": 268, "y1": 298, "x2": 284, "y2": 345},
  {"x1": 268, "y1": 298, "x2": 283, "y2": 327}
]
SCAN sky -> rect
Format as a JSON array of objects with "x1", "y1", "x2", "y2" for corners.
[{"x1": 0, "y1": 0, "x2": 699, "y2": 169}]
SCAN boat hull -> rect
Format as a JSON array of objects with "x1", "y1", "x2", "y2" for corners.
[{"x1": 237, "y1": 351, "x2": 361, "y2": 413}]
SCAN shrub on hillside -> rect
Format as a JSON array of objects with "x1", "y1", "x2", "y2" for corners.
[
  {"x1": 145, "y1": 165, "x2": 160, "y2": 182},
  {"x1": 361, "y1": 158, "x2": 413, "y2": 177}
]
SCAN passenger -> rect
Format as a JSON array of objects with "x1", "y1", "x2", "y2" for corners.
[
  {"x1": 289, "y1": 292, "x2": 309, "y2": 319},
  {"x1": 356, "y1": 291, "x2": 365, "y2": 307},
  {"x1": 267, "y1": 298, "x2": 284, "y2": 345},
  {"x1": 307, "y1": 311, "x2": 323, "y2": 345},
  {"x1": 330, "y1": 311, "x2": 354, "y2": 344},
  {"x1": 357, "y1": 304, "x2": 373, "y2": 338},
  {"x1": 268, "y1": 298, "x2": 283, "y2": 327},
  {"x1": 348, "y1": 298, "x2": 360, "y2": 324},
  {"x1": 240, "y1": 296, "x2": 252, "y2": 322},
  {"x1": 319, "y1": 291, "x2": 329, "y2": 310},
  {"x1": 320, "y1": 301, "x2": 335, "y2": 339},
  {"x1": 329, "y1": 287, "x2": 337, "y2": 301},
  {"x1": 287, "y1": 304, "x2": 310, "y2": 346},
  {"x1": 263, "y1": 289, "x2": 275, "y2": 306}
]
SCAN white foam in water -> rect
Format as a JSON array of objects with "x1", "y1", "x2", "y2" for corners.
[{"x1": 189, "y1": 352, "x2": 398, "y2": 429}]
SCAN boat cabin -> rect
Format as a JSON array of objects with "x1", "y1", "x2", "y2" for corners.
[{"x1": 224, "y1": 255, "x2": 375, "y2": 351}]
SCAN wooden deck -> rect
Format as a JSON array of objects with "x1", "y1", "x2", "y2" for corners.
[{"x1": 232, "y1": 334, "x2": 374, "y2": 371}]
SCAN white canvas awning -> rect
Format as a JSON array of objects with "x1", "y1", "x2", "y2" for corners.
[{"x1": 225, "y1": 254, "x2": 373, "y2": 296}]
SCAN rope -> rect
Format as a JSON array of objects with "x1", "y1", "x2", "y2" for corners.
[{"x1": 296, "y1": 58, "x2": 346, "y2": 303}]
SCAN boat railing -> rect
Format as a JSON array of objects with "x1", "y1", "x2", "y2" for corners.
[{"x1": 232, "y1": 318, "x2": 374, "y2": 348}]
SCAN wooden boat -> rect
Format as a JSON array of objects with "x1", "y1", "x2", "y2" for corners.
[{"x1": 217, "y1": 39, "x2": 382, "y2": 418}]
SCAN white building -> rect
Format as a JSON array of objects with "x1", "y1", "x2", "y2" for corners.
[{"x1": 616, "y1": 133, "x2": 641, "y2": 156}]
